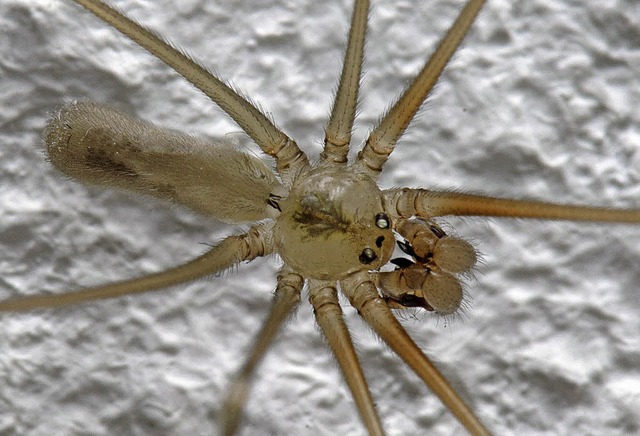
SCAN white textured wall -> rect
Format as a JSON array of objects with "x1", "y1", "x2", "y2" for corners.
[{"x1": 1, "y1": 1, "x2": 639, "y2": 435}]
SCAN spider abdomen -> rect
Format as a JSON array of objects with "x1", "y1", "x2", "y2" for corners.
[{"x1": 45, "y1": 101, "x2": 285, "y2": 222}]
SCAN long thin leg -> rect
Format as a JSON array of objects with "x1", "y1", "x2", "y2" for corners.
[
  {"x1": 385, "y1": 188, "x2": 640, "y2": 223},
  {"x1": 71, "y1": 0, "x2": 308, "y2": 186},
  {"x1": 0, "y1": 223, "x2": 274, "y2": 312},
  {"x1": 355, "y1": 0, "x2": 486, "y2": 178},
  {"x1": 322, "y1": 0, "x2": 369, "y2": 164},
  {"x1": 341, "y1": 271, "x2": 491, "y2": 436},
  {"x1": 220, "y1": 270, "x2": 303, "y2": 436},
  {"x1": 308, "y1": 280, "x2": 385, "y2": 436}
]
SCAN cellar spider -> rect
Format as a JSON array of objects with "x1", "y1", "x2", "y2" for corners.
[{"x1": 1, "y1": 0, "x2": 639, "y2": 434}]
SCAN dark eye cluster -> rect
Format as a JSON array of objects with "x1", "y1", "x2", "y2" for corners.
[{"x1": 359, "y1": 213, "x2": 390, "y2": 265}]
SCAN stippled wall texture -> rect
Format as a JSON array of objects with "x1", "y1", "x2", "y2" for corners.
[{"x1": 1, "y1": 1, "x2": 639, "y2": 435}]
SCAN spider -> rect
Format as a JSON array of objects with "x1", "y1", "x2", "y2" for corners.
[{"x1": 1, "y1": 0, "x2": 639, "y2": 435}]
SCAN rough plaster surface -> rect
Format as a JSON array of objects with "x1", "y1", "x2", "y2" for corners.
[{"x1": 1, "y1": 0, "x2": 640, "y2": 435}]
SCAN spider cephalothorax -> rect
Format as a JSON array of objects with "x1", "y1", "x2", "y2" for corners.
[
  {"x1": 276, "y1": 165, "x2": 395, "y2": 280},
  {"x1": 2, "y1": 0, "x2": 639, "y2": 435}
]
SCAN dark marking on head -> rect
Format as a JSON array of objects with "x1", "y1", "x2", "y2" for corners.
[{"x1": 293, "y1": 194, "x2": 350, "y2": 237}]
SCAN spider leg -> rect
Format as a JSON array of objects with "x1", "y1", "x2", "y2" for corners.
[
  {"x1": 355, "y1": 0, "x2": 486, "y2": 179},
  {"x1": 322, "y1": 0, "x2": 369, "y2": 165},
  {"x1": 341, "y1": 271, "x2": 491, "y2": 436},
  {"x1": 308, "y1": 279, "x2": 385, "y2": 436},
  {"x1": 0, "y1": 222, "x2": 274, "y2": 312},
  {"x1": 71, "y1": 0, "x2": 308, "y2": 186},
  {"x1": 384, "y1": 188, "x2": 640, "y2": 223},
  {"x1": 220, "y1": 269, "x2": 303, "y2": 436}
]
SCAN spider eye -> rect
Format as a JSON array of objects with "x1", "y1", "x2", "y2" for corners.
[
  {"x1": 375, "y1": 213, "x2": 389, "y2": 229},
  {"x1": 359, "y1": 248, "x2": 377, "y2": 264}
]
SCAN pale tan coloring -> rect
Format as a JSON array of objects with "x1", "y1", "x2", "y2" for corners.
[{"x1": 2, "y1": 0, "x2": 639, "y2": 435}]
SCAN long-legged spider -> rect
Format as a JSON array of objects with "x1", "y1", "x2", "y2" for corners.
[{"x1": 1, "y1": 0, "x2": 639, "y2": 434}]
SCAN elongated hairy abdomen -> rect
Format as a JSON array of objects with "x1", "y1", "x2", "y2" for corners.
[{"x1": 45, "y1": 101, "x2": 285, "y2": 222}]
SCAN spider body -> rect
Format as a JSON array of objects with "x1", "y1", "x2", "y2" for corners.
[
  {"x1": 276, "y1": 165, "x2": 395, "y2": 279},
  {"x1": 1, "y1": 1, "x2": 639, "y2": 435}
]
